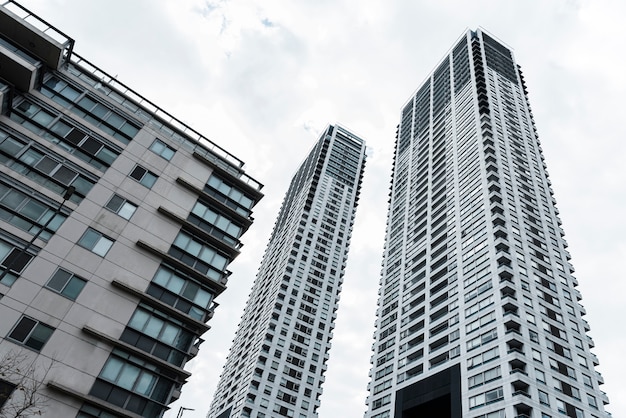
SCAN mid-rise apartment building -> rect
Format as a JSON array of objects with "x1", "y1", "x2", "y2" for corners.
[
  {"x1": 364, "y1": 29, "x2": 610, "y2": 418},
  {"x1": 0, "y1": 2, "x2": 262, "y2": 417},
  {"x1": 207, "y1": 125, "x2": 366, "y2": 418}
]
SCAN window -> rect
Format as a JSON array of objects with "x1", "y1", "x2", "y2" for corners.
[
  {"x1": 78, "y1": 228, "x2": 114, "y2": 256},
  {"x1": 468, "y1": 366, "x2": 501, "y2": 388},
  {"x1": 129, "y1": 165, "x2": 157, "y2": 188},
  {"x1": 469, "y1": 387, "x2": 504, "y2": 409},
  {"x1": 0, "y1": 380, "x2": 17, "y2": 409},
  {"x1": 188, "y1": 200, "x2": 243, "y2": 245},
  {"x1": 205, "y1": 174, "x2": 255, "y2": 216},
  {"x1": 147, "y1": 266, "x2": 214, "y2": 320},
  {"x1": 538, "y1": 389, "x2": 550, "y2": 405},
  {"x1": 0, "y1": 130, "x2": 96, "y2": 204},
  {"x1": 150, "y1": 139, "x2": 175, "y2": 160},
  {"x1": 0, "y1": 240, "x2": 34, "y2": 286},
  {"x1": 105, "y1": 194, "x2": 137, "y2": 220},
  {"x1": 588, "y1": 394, "x2": 598, "y2": 409},
  {"x1": 46, "y1": 268, "x2": 86, "y2": 300},
  {"x1": 121, "y1": 304, "x2": 194, "y2": 366},
  {"x1": 10, "y1": 99, "x2": 120, "y2": 170},
  {"x1": 41, "y1": 76, "x2": 140, "y2": 144},
  {"x1": 532, "y1": 349, "x2": 542, "y2": 362},
  {"x1": 535, "y1": 368, "x2": 546, "y2": 384},
  {"x1": 7, "y1": 316, "x2": 54, "y2": 351},
  {"x1": 91, "y1": 349, "x2": 173, "y2": 417},
  {"x1": 0, "y1": 182, "x2": 67, "y2": 241},
  {"x1": 169, "y1": 231, "x2": 229, "y2": 280}
]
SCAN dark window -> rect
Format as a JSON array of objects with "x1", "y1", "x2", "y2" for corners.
[
  {"x1": 8, "y1": 316, "x2": 54, "y2": 351},
  {"x1": 0, "y1": 380, "x2": 17, "y2": 409},
  {"x1": 46, "y1": 268, "x2": 86, "y2": 300},
  {"x1": 0, "y1": 240, "x2": 34, "y2": 287},
  {"x1": 129, "y1": 165, "x2": 157, "y2": 188}
]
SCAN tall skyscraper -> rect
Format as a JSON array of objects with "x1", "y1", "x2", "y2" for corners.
[
  {"x1": 0, "y1": 2, "x2": 262, "y2": 417},
  {"x1": 208, "y1": 125, "x2": 366, "y2": 418},
  {"x1": 365, "y1": 29, "x2": 610, "y2": 418}
]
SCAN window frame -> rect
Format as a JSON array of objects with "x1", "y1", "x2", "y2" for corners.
[
  {"x1": 129, "y1": 165, "x2": 158, "y2": 188},
  {"x1": 78, "y1": 228, "x2": 114, "y2": 257},
  {"x1": 7, "y1": 316, "x2": 55, "y2": 351},
  {"x1": 105, "y1": 194, "x2": 138, "y2": 220},
  {"x1": 45, "y1": 268, "x2": 87, "y2": 300},
  {"x1": 149, "y1": 139, "x2": 175, "y2": 161}
]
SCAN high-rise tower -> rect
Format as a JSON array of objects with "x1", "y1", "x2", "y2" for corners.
[
  {"x1": 365, "y1": 29, "x2": 610, "y2": 418},
  {"x1": 0, "y1": 2, "x2": 262, "y2": 417},
  {"x1": 208, "y1": 125, "x2": 366, "y2": 418}
]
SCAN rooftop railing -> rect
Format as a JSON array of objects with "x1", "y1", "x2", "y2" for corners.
[
  {"x1": 69, "y1": 54, "x2": 263, "y2": 191},
  {"x1": 1, "y1": 0, "x2": 74, "y2": 65}
]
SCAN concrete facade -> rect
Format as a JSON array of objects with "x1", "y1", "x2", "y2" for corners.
[
  {"x1": 0, "y1": 2, "x2": 262, "y2": 417},
  {"x1": 364, "y1": 29, "x2": 611, "y2": 418},
  {"x1": 207, "y1": 125, "x2": 366, "y2": 418}
]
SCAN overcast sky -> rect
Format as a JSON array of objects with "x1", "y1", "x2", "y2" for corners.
[{"x1": 18, "y1": 0, "x2": 626, "y2": 417}]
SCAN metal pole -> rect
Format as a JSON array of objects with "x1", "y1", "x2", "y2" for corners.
[
  {"x1": 0, "y1": 186, "x2": 74, "y2": 282},
  {"x1": 177, "y1": 407, "x2": 195, "y2": 418}
]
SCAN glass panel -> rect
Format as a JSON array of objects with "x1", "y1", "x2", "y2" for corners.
[
  {"x1": 79, "y1": 229, "x2": 100, "y2": 249},
  {"x1": 117, "y1": 202, "x2": 136, "y2": 219},
  {"x1": 194, "y1": 288, "x2": 212, "y2": 308},
  {"x1": 100, "y1": 357, "x2": 124, "y2": 381},
  {"x1": 144, "y1": 316, "x2": 164, "y2": 338},
  {"x1": 141, "y1": 173, "x2": 157, "y2": 188},
  {"x1": 92, "y1": 237, "x2": 113, "y2": 256},
  {"x1": 160, "y1": 323, "x2": 178, "y2": 345},
  {"x1": 129, "y1": 309, "x2": 150, "y2": 330},
  {"x1": 63, "y1": 276, "x2": 86, "y2": 299},
  {"x1": 152, "y1": 268, "x2": 170, "y2": 287},
  {"x1": 0, "y1": 136, "x2": 24, "y2": 156},
  {"x1": 117, "y1": 364, "x2": 140, "y2": 391},
  {"x1": 2, "y1": 190, "x2": 26, "y2": 209},
  {"x1": 9, "y1": 317, "x2": 36, "y2": 342},
  {"x1": 166, "y1": 273, "x2": 185, "y2": 294},
  {"x1": 106, "y1": 195, "x2": 124, "y2": 212},
  {"x1": 47, "y1": 269, "x2": 72, "y2": 291},
  {"x1": 52, "y1": 167, "x2": 78, "y2": 184},
  {"x1": 21, "y1": 200, "x2": 47, "y2": 220},
  {"x1": 26, "y1": 323, "x2": 54, "y2": 350},
  {"x1": 32, "y1": 110, "x2": 55, "y2": 126},
  {"x1": 134, "y1": 372, "x2": 156, "y2": 396}
]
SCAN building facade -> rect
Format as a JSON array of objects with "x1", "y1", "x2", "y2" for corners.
[
  {"x1": 207, "y1": 125, "x2": 366, "y2": 418},
  {"x1": 364, "y1": 29, "x2": 610, "y2": 418},
  {"x1": 0, "y1": 2, "x2": 262, "y2": 417}
]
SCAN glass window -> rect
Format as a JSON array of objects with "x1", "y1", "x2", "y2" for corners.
[
  {"x1": 78, "y1": 228, "x2": 114, "y2": 256},
  {"x1": 0, "y1": 240, "x2": 34, "y2": 287},
  {"x1": 46, "y1": 268, "x2": 86, "y2": 300},
  {"x1": 205, "y1": 174, "x2": 256, "y2": 216},
  {"x1": 129, "y1": 165, "x2": 157, "y2": 188},
  {"x1": 169, "y1": 231, "x2": 230, "y2": 280},
  {"x1": 0, "y1": 380, "x2": 17, "y2": 409},
  {"x1": 105, "y1": 194, "x2": 137, "y2": 220},
  {"x1": 539, "y1": 389, "x2": 550, "y2": 405},
  {"x1": 150, "y1": 139, "x2": 175, "y2": 161},
  {"x1": 7, "y1": 316, "x2": 54, "y2": 351}
]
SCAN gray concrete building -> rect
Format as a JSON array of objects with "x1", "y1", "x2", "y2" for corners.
[
  {"x1": 0, "y1": 2, "x2": 262, "y2": 417},
  {"x1": 207, "y1": 125, "x2": 366, "y2": 418},
  {"x1": 364, "y1": 29, "x2": 611, "y2": 418}
]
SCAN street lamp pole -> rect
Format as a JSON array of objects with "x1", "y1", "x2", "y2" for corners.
[
  {"x1": 0, "y1": 185, "x2": 74, "y2": 283},
  {"x1": 177, "y1": 407, "x2": 195, "y2": 418}
]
